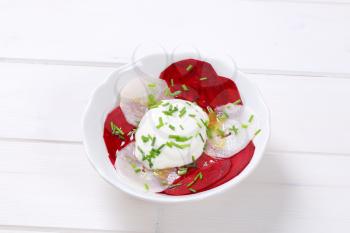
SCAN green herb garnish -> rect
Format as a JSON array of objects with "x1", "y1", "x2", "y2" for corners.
[
  {"x1": 241, "y1": 124, "x2": 249, "y2": 129},
  {"x1": 254, "y1": 129, "x2": 262, "y2": 136},
  {"x1": 171, "y1": 79, "x2": 174, "y2": 87},
  {"x1": 165, "y1": 141, "x2": 190, "y2": 149},
  {"x1": 151, "y1": 137, "x2": 156, "y2": 146},
  {"x1": 198, "y1": 133, "x2": 205, "y2": 142},
  {"x1": 147, "y1": 94, "x2": 161, "y2": 109},
  {"x1": 168, "y1": 124, "x2": 176, "y2": 131},
  {"x1": 170, "y1": 90, "x2": 182, "y2": 97},
  {"x1": 187, "y1": 172, "x2": 203, "y2": 187},
  {"x1": 189, "y1": 114, "x2": 196, "y2": 118},
  {"x1": 179, "y1": 107, "x2": 187, "y2": 118},
  {"x1": 233, "y1": 99, "x2": 241, "y2": 105},
  {"x1": 144, "y1": 183, "x2": 150, "y2": 191},
  {"x1": 177, "y1": 167, "x2": 188, "y2": 176},
  {"x1": 182, "y1": 84, "x2": 189, "y2": 91},
  {"x1": 188, "y1": 188, "x2": 196, "y2": 193},
  {"x1": 169, "y1": 135, "x2": 192, "y2": 142},
  {"x1": 186, "y1": 64, "x2": 193, "y2": 71},
  {"x1": 110, "y1": 122, "x2": 125, "y2": 140},
  {"x1": 148, "y1": 83, "x2": 156, "y2": 88},
  {"x1": 142, "y1": 135, "x2": 150, "y2": 143},
  {"x1": 156, "y1": 117, "x2": 164, "y2": 129},
  {"x1": 199, "y1": 77, "x2": 208, "y2": 81},
  {"x1": 248, "y1": 114, "x2": 254, "y2": 123},
  {"x1": 179, "y1": 124, "x2": 184, "y2": 130},
  {"x1": 229, "y1": 125, "x2": 239, "y2": 135}
]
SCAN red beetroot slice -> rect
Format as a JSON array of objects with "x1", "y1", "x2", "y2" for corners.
[
  {"x1": 103, "y1": 106, "x2": 135, "y2": 165},
  {"x1": 204, "y1": 141, "x2": 255, "y2": 190},
  {"x1": 160, "y1": 59, "x2": 242, "y2": 109},
  {"x1": 161, "y1": 154, "x2": 231, "y2": 195}
]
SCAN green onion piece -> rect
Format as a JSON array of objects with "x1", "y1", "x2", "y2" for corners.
[
  {"x1": 170, "y1": 90, "x2": 182, "y2": 97},
  {"x1": 179, "y1": 107, "x2": 187, "y2": 118},
  {"x1": 189, "y1": 114, "x2": 196, "y2": 118},
  {"x1": 248, "y1": 114, "x2": 254, "y2": 123},
  {"x1": 229, "y1": 125, "x2": 239, "y2": 135},
  {"x1": 177, "y1": 167, "x2": 188, "y2": 176},
  {"x1": 171, "y1": 79, "x2": 174, "y2": 87},
  {"x1": 162, "y1": 102, "x2": 170, "y2": 107},
  {"x1": 151, "y1": 137, "x2": 156, "y2": 146},
  {"x1": 142, "y1": 135, "x2": 150, "y2": 143},
  {"x1": 147, "y1": 94, "x2": 161, "y2": 109},
  {"x1": 188, "y1": 188, "x2": 196, "y2": 193},
  {"x1": 169, "y1": 135, "x2": 192, "y2": 142},
  {"x1": 179, "y1": 125, "x2": 184, "y2": 130},
  {"x1": 254, "y1": 129, "x2": 262, "y2": 136},
  {"x1": 186, "y1": 64, "x2": 193, "y2": 71},
  {"x1": 148, "y1": 83, "x2": 156, "y2": 88},
  {"x1": 198, "y1": 133, "x2": 204, "y2": 142},
  {"x1": 233, "y1": 99, "x2": 242, "y2": 105},
  {"x1": 196, "y1": 122, "x2": 203, "y2": 129},
  {"x1": 144, "y1": 183, "x2": 150, "y2": 191},
  {"x1": 164, "y1": 87, "x2": 171, "y2": 97},
  {"x1": 241, "y1": 124, "x2": 249, "y2": 129},
  {"x1": 168, "y1": 124, "x2": 176, "y2": 131},
  {"x1": 110, "y1": 122, "x2": 125, "y2": 140},
  {"x1": 156, "y1": 117, "x2": 164, "y2": 129},
  {"x1": 192, "y1": 155, "x2": 195, "y2": 162},
  {"x1": 200, "y1": 77, "x2": 208, "y2": 81},
  {"x1": 182, "y1": 84, "x2": 189, "y2": 91},
  {"x1": 168, "y1": 183, "x2": 182, "y2": 189},
  {"x1": 166, "y1": 141, "x2": 190, "y2": 149},
  {"x1": 195, "y1": 172, "x2": 203, "y2": 180}
]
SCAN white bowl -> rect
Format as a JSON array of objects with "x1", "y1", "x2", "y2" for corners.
[{"x1": 82, "y1": 52, "x2": 270, "y2": 203}]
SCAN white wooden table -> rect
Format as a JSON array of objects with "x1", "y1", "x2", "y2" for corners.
[{"x1": 1, "y1": 1, "x2": 350, "y2": 232}]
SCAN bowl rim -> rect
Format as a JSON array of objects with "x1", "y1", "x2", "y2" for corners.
[{"x1": 82, "y1": 53, "x2": 271, "y2": 203}]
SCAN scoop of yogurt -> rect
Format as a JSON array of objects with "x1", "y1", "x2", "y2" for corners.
[{"x1": 135, "y1": 99, "x2": 209, "y2": 169}]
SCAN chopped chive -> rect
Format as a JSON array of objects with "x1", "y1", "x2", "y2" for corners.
[
  {"x1": 233, "y1": 99, "x2": 242, "y2": 105},
  {"x1": 200, "y1": 118, "x2": 208, "y2": 128},
  {"x1": 166, "y1": 141, "x2": 190, "y2": 149},
  {"x1": 162, "y1": 102, "x2": 170, "y2": 107},
  {"x1": 179, "y1": 107, "x2": 187, "y2": 118},
  {"x1": 164, "y1": 87, "x2": 171, "y2": 97},
  {"x1": 170, "y1": 79, "x2": 174, "y2": 87},
  {"x1": 248, "y1": 114, "x2": 254, "y2": 123},
  {"x1": 170, "y1": 90, "x2": 182, "y2": 97},
  {"x1": 137, "y1": 146, "x2": 145, "y2": 156},
  {"x1": 177, "y1": 167, "x2": 188, "y2": 176},
  {"x1": 168, "y1": 183, "x2": 182, "y2": 189},
  {"x1": 157, "y1": 143, "x2": 166, "y2": 150},
  {"x1": 229, "y1": 125, "x2": 239, "y2": 135},
  {"x1": 189, "y1": 114, "x2": 196, "y2": 118},
  {"x1": 148, "y1": 83, "x2": 156, "y2": 88},
  {"x1": 144, "y1": 183, "x2": 150, "y2": 191},
  {"x1": 195, "y1": 172, "x2": 203, "y2": 180},
  {"x1": 241, "y1": 124, "x2": 249, "y2": 129},
  {"x1": 198, "y1": 133, "x2": 204, "y2": 143},
  {"x1": 185, "y1": 102, "x2": 192, "y2": 106},
  {"x1": 151, "y1": 137, "x2": 156, "y2": 146},
  {"x1": 181, "y1": 84, "x2": 189, "y2": 91},
  {"x1": 110, "y1": 122, "x2": 125, "y2": 140},
  {"x1": 186, "y1": 64, "x2": 193, "y2": 71},
  {"x1": 192, "y1": 155, "x2": 195, "y2": 162},
  {"x1": 254, "y1": 129, "x2": 262, "y2": 136},
  {"x1": 168, "y1": 124, "x2": 176, "y2": 131},
  {"x1": 147, "y1": 94, "x2": 161, "y2": 109},
  {"x1": 196, "y1": 122, "x2": 202, "y2": 128},
  {"x1": 142, "y1": 135, "x2": 150, "y2": 143},
  {"x1": 207, "y1": 106, "x2": 214, "y2": 113},
  {"x1": 179, "y1": 125, "x2": 184, "y2": 130},
  {"x1": 169, "y1": 135, "x2": 192, "y2": 142},
  {"x1": 199, "y1": 77, "x2": 208, "y2": 81},
  {"x1": 166, "y1": 141, "x2": 173, "y2": 148},
  {"x1": 216, "y1": 128, "x2": 226, "y2": 137},
  {"x1": 156, "y1": 117, "x2": 164, "y2": 129},
  {"x1": 188, "y1": 188, "x2": 196, "y2": 193}
]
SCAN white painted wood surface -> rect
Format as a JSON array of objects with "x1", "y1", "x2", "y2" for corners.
[{"x1": 0, "y1": 0, "x2": 349, "y2": 233}]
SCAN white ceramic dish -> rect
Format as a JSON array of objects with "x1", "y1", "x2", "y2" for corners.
[{"x1": 82, "y1": 52, "x2": 270, "y2": 203}]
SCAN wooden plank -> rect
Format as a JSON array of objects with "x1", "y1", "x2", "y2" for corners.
[
  {"x1": 1, "y1": 63, "x2": 350, "y2": 154},
  {"x1": 0, "y1": 141, "x2": 156, "y2": 233},
  {"x1": 158, "y1": 184, "x2": 350, "y2": 233},
  {"x1": 1, "y1": 140, "x2": 349, "y2": 232},
  {"x1": 0, "y1": 1, "x2": 349, "y2": 74}
]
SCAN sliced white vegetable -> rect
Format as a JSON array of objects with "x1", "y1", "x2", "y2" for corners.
[
  {"x1": 115, "y1": 142, "x2": 178, "y2": 193},
  {"x1": 205, "y1": 104, "x2": 259, "y2": 158},
  {"x1": 120, "y1": 77, "x2": 169, "y2": 126}
]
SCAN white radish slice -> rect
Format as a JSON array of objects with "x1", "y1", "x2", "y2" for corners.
[
  {"x1": 205, "y1": 104, "x2": 259, "y2": 158},
  {"x1": 115, "y1": 142, "x2": 178, "y2": 193},
  {"x1": 120, "y1": 78, "x2": 169, "y2": 126}
]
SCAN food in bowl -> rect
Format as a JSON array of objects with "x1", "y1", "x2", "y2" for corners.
[{"x1": 103, "y1": 59, "x2": 261, "y2": 195}]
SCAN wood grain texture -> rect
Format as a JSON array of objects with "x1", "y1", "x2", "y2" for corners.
[
  {"x1": 1, "y1": 140, "x2": 349, "y2": 232},
  {"x1": 1, "y1": 63, "x2": 349, "y2": 154},
  {"x1": 0, "y1": 0, "x2": 350, "y2": 74}
]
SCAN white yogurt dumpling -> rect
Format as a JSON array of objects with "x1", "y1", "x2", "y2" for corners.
[
  {"x1": 135, "y1": 99, "x2": 209, "y2": 169},
  {"x1": 205, "y1": 103, "x2": 260, "y2": 158}
]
